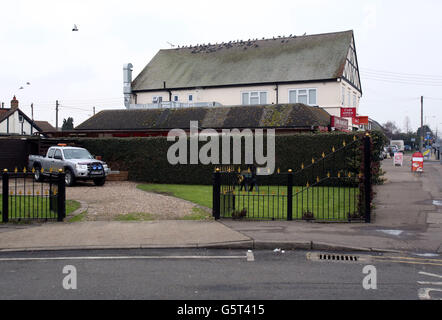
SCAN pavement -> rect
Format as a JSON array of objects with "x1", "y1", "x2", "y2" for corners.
[{"x1": 0, "y1": 155, "x2": 441, "y2": 254}]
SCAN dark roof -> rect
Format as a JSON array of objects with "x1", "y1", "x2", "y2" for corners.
[
  {"x1": 34, "y1": 121, "x2": 56, "y2": 132},
  {"x1": 76, "y1": 104, "x2": 331, "y2": 131},
  {"x1": 132, "y1": 30, "x2": 354, "y2": 91},
  {"x1": 370, "y1": 119, "x2": 384, "y2": 131},
  {"x1": 0, "y1": 108, "x2": 13, "y2": 123}
]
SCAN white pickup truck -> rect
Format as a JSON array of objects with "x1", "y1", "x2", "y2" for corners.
[{"x1": 28, "y1": 145, "x2": 110, "y2": 186}]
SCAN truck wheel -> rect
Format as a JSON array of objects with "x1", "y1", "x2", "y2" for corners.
[
  {"x1": 65, "y1": 169, "x2": 76, "y2": 187},
  {"x1": 34, "y1": 165, "x2": 44, "y2": 182},
  {"x1": 93, "y1": 178, "x2": 106, "y2": 186}
]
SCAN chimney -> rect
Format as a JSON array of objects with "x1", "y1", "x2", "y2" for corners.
[
  {"x1": 123, "y1": 63, "x2": 133, "y2": 109},
  {"x1": 10, "y1": 96, "x2": 19, "y2": 109}
]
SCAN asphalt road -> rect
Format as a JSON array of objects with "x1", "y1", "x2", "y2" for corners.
[{"x1": 0, "y1": 248, "x2": 441, "y2": 300}]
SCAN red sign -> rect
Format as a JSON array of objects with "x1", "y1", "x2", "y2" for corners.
[
  {"x1": 358, "y1": 116, "x2": 369, "y2": 125},
  {"x1": 330, "y1": 116, "x2": 349, "y2": 130},
  {"x1": 412, "y1": 152, "x2": 424, "y2": 172},
  {"x1": 352, "y1": 117, "x2": 360, "y2": 125},
  {"x1": 352, "y1": 116, "x2": 369, "y2": 125},
  {"x1": 341, "y1": 107, "x2": 356, "y2": 118}
]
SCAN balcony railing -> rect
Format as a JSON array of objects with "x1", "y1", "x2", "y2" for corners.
[{"x1": 129, "y1": 101, "x2": 222, "y2": 109}]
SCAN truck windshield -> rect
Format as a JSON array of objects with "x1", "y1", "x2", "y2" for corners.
[{"x1": 63, "y1": 149, "x2": 94, "y2": 160}]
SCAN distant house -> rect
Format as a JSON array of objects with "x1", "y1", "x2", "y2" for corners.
[
  {"x1": 34, "y1": 121, "x2": 56, "y2": 133},
  {"x1": 55, "y1": 104, "x2": 331, "y2": 138},
  {"x1": 126, "y1": 30, "x2": 362, "y2": 129},
  {"x1": 0, "y1": 96, "x2": 43, "y2": 136}
]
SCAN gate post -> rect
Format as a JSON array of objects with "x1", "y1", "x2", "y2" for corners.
[
  {"x1": 2, "y1": 169, "x2": 9, "y2": 223},
  {"x1": 212, "y1": 168, "x2": 221, "y2": 220},
  {"x1": 363, "y1": 134, "x2": 372, "y2": 223},
  {"x1": 287, "y1": 169, "x2": 293, "y2": 221},
  {"x1": 57, "y1": 169, "x2": 66, "y2": 222}
]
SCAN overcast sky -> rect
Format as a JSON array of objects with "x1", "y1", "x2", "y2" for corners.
[{"x1": 1, "y1": 0, "x2": 441, "y2": 132}]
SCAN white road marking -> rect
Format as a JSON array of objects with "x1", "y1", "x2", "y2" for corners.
[
  {"x1": 419, "y1": 272, "x2": 442, "y2": 279},
  {"x1": 377, "y1": 230, "x2": 403, "y2": 236},
  {"x1": 418, "y1": 271, "x2": 442, "y2": 300},
  {"x1": 417, "y1": 281, "x2": 442, "y2": 285},
  {"x1": 0, "y1": 255, "x2": 247, "y2": 262},
  {"x1": 247, "y1": 250, "x2": 254, "y2": 262},
  {"x1": 418, "y1": 288, "x2": 442, "y2": 300}
]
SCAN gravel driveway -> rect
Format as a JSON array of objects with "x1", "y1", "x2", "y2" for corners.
[{"x1": 66, "y1": 181, "x2": 196, "y2": 220}]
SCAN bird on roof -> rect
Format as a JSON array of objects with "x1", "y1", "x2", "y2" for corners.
[{"x1": 72, "y1": 24, "x2": 78, "y2": 31}]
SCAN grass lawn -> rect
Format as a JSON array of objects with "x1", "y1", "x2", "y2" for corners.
[
  {"x1": 0, "y1": 194, "x2": 80, "y2": 222},
  {"x1": 137, "y1": 184, "x2": 213, "y2": 209},
  {"x1": 137, "y1": 184, "x2": 360, "y2": 221}
]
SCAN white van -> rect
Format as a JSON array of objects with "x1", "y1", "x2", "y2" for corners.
[{"x1": 390, "y1": 140, "x2": 405, "y2": 152}]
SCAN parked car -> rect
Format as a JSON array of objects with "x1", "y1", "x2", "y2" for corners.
[
  {"x1": 28, "y1": 144, "x2": 110, "y2": 186},
  {"x1": 381, "y1": 148, "x2": 388, "y2": 160},
  {"x1": 404, "y1": 145, "x2": 412, "y2": 151}
]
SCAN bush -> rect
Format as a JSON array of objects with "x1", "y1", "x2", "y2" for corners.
[{"x1": 72, "y1": 131, "x2": 386, "y2": 185}]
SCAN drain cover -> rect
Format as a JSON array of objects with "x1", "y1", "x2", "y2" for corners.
[{"x1": 307, "y1": 252, "x2": 371, "y2": 263}]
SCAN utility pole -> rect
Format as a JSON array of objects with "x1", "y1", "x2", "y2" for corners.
[
  {"x1": 56, "y1": 100, "x2": 59, "y2": 131},
  {"x1": 420, "y1": 96, "x2": 424, "y2": 153},
  {"x1": 31, "y1": 103, "x2": 34, "y2": 121}
]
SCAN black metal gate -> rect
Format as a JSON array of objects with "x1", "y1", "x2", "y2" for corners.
[
  {"x1": 1, "y1": 168, "x2": 66, "y2": 222},
  {"x1": 212, "y1": 134, "x2": 373, "y2": 222}
]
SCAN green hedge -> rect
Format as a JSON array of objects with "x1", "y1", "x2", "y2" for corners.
[{"x1": 72, "y1": 131, "x2": 386, "y2": 185}]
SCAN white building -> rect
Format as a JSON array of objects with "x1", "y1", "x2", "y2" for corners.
[
  {"x1": 126, "y1": 30, "x2": 363, "y2": 130},
  {"x1": 0, "y1": 96, "x2": 42, "y2": 136}
]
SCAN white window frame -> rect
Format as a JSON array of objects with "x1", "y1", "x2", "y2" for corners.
[
  {"x1": 241, "y1": 91, "x2": 268, "y2": 105},
  {"x1": 288, "y1": 88, "x2": 318, "y2": 106}
]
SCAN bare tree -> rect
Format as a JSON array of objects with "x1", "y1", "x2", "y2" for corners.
[{"x1": 382, "y1": 121, "x2": 401, "y2": 139}]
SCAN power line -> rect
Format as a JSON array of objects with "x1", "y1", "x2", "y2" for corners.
[
  {"x1": 362, "y1": 75, "x2": 442, "y2": 86},
  {"x1": 360, "y1": 68, "x2": 442, "y2": 80}
]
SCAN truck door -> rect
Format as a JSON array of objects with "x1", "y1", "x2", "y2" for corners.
[
  {"x1": 53, "y1": 149, "x2": 64, "y2": 171},
  {"x1": 45, "y1": 148, "x2": 55, "y2": 172}
]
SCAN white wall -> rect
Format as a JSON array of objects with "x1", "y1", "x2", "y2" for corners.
[
  {"x1": 133, "y1": 80, "x2": 346, "y2": 107},
  {"x1": 0, "y1": 110, "x2": 38, "y2": 135},
  {"x1": 132, "y1": 79, "x2": 362, "y2": 130}
]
